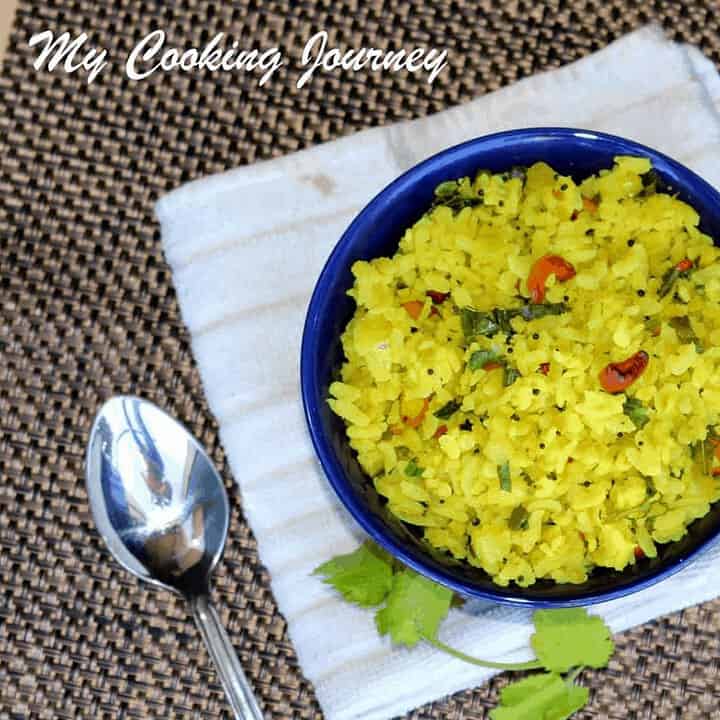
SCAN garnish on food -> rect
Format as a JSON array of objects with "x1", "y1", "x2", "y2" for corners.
[
  {"x1": 430, "y1": 178, "x2": 483, "y2": 214},
  {"x1": 498, "y1": 461, "x2": 512, "y2": 491},
  {"x1": 433, "y1": 399, "x2": 461, "y2": 419},
  {"x1": 461, "y1": 302, "x2": 568, "y2": 340},
  {"x1": 315, "y1": 541, "x2": 615, "y2": 720},
  {"x1": 402, "y1": 398, "x2": 429, "y2": 428},
  {"x1": 658, "y1": 257, "x2": 697, "y2": 298},
  {"x1": 527, "y1": 254, "x2": 576, "y2": 303},
  {"x1": 468, "y1": 348, "x2": 503, "y2": 370},
  {"x1": 622, "y1": 396, "x2": 650, "y2": 429},
  {"x1": 328, "y1": 156, "x2": 720, "y2": 588},
  {"x1": 599, "y1": 350, "x2": 649, "y2": 394}
]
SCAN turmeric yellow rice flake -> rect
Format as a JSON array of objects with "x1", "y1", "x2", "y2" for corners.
[{"x1": 329, "y1": 157, "x2": 720, "y2": 587}]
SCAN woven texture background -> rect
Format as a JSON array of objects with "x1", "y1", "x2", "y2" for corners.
[{"x1": 0, "y1": 1, "x2": 719, "y2": 718}]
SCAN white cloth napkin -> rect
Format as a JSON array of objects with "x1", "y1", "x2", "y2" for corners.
[{"x1": 156, "y1": 26, "x2": 720, "y2": 720}]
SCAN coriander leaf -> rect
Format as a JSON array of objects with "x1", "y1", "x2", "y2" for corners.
[
  {"x1": 497, "y1": 672, "x2": 559, "y2": 706},
  {"x1": 546, "y1": 684, "x2": 590, "y2": 720},
  {"x1": 669, "y1": 315, "x2": 695, "y2": 343},
  {"x1": 669, "y1": 316, "x2": 703, "y2": 352},
  {"x1": 461, "y1": 308, "x2": 499, "y2": 340},
  {"x1": 469, "y1": 348, "x2": 502, "y2": 370},
  {"x1": 494, "y1": 308, "x2": 518, "y2": 335},
  {"x1": 314, "y1": 541, "x2": 394, "y2": 607},
  {"x1": 490, "y1": 672, "x2": 589, "y2": 720},
  {"x1": 639, "y1": 168, "x2": 660, "y2": 196},
  {"x1": 509, "y1": 506, "x2": 529, "y2": 530},
  {"x1": 434, "y1": 400, "x2": 461, "y2": 420},
  {"x1": 503, "y1": 365, "x2": 521, "y2": 387},
  {"x1": 375, "y1": 569, "x2": 453, "y2": 647},
  {"x1": 623, "y1": 396, "x2": 649, "y2": 430},
  {"x1": 430, "y1": 180, "x2": 483, "y2": 214},
  {"x1": 498, "y1": 462, "x2": 512, "y2": 492},
  {"x1": 434, "y1": 180, "x2": 459, "y2": 198},
  {"x1": 531, "y1": 608, "x2": 614, "y2": 673},
  {"x1": 644, "y1": 316, "x2": 661, "y2": 335},
  {"x1": 405, "y1": 460, "x2": 424, "y2": 477}
]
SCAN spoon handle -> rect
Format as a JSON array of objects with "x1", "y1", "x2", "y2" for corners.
[{"x1": 190, "y1": 594, "x2": 264, "y2": 719}]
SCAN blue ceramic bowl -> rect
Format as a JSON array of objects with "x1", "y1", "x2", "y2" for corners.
[{"x1": 300, "y1": 127, "x2": 720, "y2": 607}]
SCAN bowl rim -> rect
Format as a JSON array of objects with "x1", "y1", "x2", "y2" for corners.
[{"x1": 300, "y1": 126, "x2": 720, "y2": 607}]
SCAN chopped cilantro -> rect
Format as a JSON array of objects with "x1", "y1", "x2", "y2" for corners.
[
  {"x1": 430, "y1": 179, "x2": 483, "y2": 214},
  {"x1": 405, "y1": 460, "x2": 424, "y2": 477},
  {"x1": 498, "y1": 462, "x2": 512, "y2": 491},
  {"x1": 669, "y1": 316, "x2": 704, "y2": 353},
  {"x1": 623, "y1": 396, "x2": 649, "y2": 430},
  {"x1": 509, "y1": 506, "x2": 529, "y2": 530}
]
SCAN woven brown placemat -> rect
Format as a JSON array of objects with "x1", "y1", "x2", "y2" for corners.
[{"x1": 0, "y1": 1, "x2": 719, "y2": 718}]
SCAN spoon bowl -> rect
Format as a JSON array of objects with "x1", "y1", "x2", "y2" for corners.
[{"x1": 86, "y1": 396, "x2": 263, "y2": 719}]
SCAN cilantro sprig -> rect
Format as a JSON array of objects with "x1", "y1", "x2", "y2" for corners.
[{"x1": 314, "y1": 541, "x2": 615, "y2": 719}]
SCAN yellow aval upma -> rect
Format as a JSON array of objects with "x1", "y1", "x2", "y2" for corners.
[{"x1": 329, "y1": 156, "x2": 720, "y2": 587}]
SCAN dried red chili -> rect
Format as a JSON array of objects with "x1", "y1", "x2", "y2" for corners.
[
  {"x1": 426, "y1": 290, "x2": 449, "y2": 304},
  {"x1": 582, "y1": 196, "x2": 599, "y2": 213},
  {"x1": 539, "y1": 362, "x2": 550, "y2": 375},
  {"x1": 403, "y1": 300, "x2": 439, "y2": 320},
  {"x1": 527, "y1": 254, "x2": 576, "y2": 303},
  {"x1": 403, "y1": 398, "x2": 430, "y2": 428},
  {"x1": 634, "y1": 546, "x2": 646, "y2": 560},
  {"x1": 402, "y1": 300, "x2": 424, "y2": 320},
  {"x1": 675, "y1": 258, "x2": 694, "y2": 273},
  {"x1": 482, "y1": 361, "x2": 504, "y2": 371},
  {"x1": 433, "y1": 424, "x2": 448, "y2": 440},
  {"x1": 712, "y1": 438, "x2": 720, "y2": 460},
  {"x1": 599, "y1": 350, "x2": 649, "y2": 393}
]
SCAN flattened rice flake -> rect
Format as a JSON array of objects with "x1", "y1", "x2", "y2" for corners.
[{"x1": 330, "y1": 157, "x2": 720, "y2": 587}]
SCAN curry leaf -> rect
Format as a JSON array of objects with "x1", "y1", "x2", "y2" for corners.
[
  {"x1": 469, "y1": 349, "x2": 502, "y2": 370},
  {"x1": 461, "y1": 308, "x2": 500, "y2": 339},
  {"x1": 503, "y1": 365, "x2": 521, "y2": 387},
  {"x1": 434, "y1": 400, "x2": 462, "y2": 419}
]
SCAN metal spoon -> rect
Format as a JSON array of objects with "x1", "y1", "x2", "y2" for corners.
[{"x1": 85, "y1": 396, "x2": 264, "y2": 720}]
